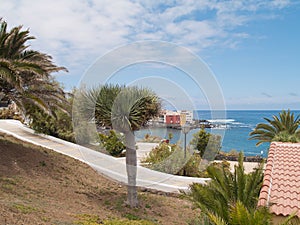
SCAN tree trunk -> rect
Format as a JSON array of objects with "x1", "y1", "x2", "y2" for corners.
[{"x1": 125, "y1": 131, "x2": 138, "y2": 207}]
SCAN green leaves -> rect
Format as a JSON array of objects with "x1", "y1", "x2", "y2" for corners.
[
  {"x1": 190, "y1": 128, "x2": 221, "y2": 158},
  {"x1": 80, "y1": 84, "x2": 161, "y2": 132},
  {"x1": 250, "y1": 110, "x2": 300, "y2": 145},
  {"x1": 98, "y1": 130, "x2": 125, "y2": 157},
  {"x1": 189, "y1": 152, "x2": 264, "y2": 225},
  {"x1": 0, "y1": 19, "x2": 68, "y2": 118},
  {"x1": 229, "y1": 202, "x2": 271, "y2": 225}
]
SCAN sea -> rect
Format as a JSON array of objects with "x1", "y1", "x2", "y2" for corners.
[{"x1": 135, "y1": 110, "x2": 300, "y2": 157}]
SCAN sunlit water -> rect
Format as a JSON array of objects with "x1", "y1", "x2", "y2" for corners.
[{"x1": 135, "y1": 110, "x2": 300, "y2": 157}]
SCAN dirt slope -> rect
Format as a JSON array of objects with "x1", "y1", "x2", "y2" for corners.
[{"x1": 0, "y1": 133, "x2": 200, "y2": 224}]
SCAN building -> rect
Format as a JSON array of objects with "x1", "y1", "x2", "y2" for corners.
[
  {"x1": 178, "y1": 110, "x2": 193, "y2": 124},
  {"x1": 155, "y1": 109, "x2": 194, "y2": 126},
  {"x1": 258, "y1": 142, "x2": 300, "y2": 224},
  {"x1": 165, "y1": 114, "x2": 180, "y2": 125},
  {"x1": 157, "y1": 110, "x2": 181, "y2": 125}
]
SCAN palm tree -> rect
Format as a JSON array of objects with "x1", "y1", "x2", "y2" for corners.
[
  {"x1": 80, "y1": 84, "x2": 161, "y2": 207},
  {"x1": 249, "y1": 110, "x2": 300, "y2": 146},
  {"x1": 204, "y1": 201, "x2": 272, "y2": 225},
  {"x1": 0, "y1": 19, "x2": 68, "y2": 117},
  {"x1": 188, "y1": 153, "x2": 299, "y2": 225},
  {"x1": 188, "y1": 152, "x2": 264, "y2": 223}
]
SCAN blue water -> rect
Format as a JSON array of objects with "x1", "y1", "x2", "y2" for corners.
[{"x1": 135, "y1": 110, "x2": 300, "y2": 157}]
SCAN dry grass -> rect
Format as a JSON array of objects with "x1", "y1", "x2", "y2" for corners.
[{"x1": 0, "y1": 133, "x2": 200, "y2": 224}]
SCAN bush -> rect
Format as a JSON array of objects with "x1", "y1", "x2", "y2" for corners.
[
  {"x1": 0, "y1": 107, "x2": 23, "y2": 121},
  {"x1": 142, "y1": 142, "x2": 174, "y2": 164},
  {"x1": 28, "y1": 107, "x2": 75, "y2": 142},
  {"x1": 98, "y1": 130, "x2": 125, "y2": 157},
  {"x1": 187, "y1": 154, "x2": 273, "y2": 225},
  {"x1": 190, "y1": 128, "x2": 221, "y2": 159},
  {"x1": 142, "y1": 142, "x2": 202, "y2": 177}
]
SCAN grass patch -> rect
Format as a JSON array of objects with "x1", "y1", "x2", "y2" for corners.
[
  {"x1": 12, "y1": 203, "x2": 38, "y2": 214},
  {"x1": 74, "y1": 214, "x2": 101, "y2": 225},
  {"x1": 124, "y1": 213, "x2": 140, "y2": 220},
  {"x1": 0, "y1": 177, "x2": 17, "y2": 185},
  {"x1": 0, "y1": 177, "x2": 17, "y2": 191}
]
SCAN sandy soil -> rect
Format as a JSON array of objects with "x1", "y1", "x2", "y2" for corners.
[
  {"x1": 0, "y1": 133, "x2": 200, "y2": 225},
  {"x1": 214, "y1": 160, "x2": 263, "y2": 174}
]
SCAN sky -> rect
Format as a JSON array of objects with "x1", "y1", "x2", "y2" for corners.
[{"x1": 1, "y1": 0, "x2": 300, "y2": 110}]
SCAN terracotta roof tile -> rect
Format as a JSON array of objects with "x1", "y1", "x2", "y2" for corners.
[{"x1": 258, "y1": 142, "x2": 300, "y2": 218}]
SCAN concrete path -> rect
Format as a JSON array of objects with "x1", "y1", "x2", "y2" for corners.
[
  {"x1": 116, "y1": 142, "x2": 158, "y2": 165},
  {"x1": 0, "y1": 120, "x2": 209, "y2": 193}
]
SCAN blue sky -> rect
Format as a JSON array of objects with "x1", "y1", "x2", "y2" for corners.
[{"x1": 1, "y1": 0, "x2": 300, "y2": 110}]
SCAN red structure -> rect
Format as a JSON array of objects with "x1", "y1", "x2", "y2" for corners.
[
  {"x1": 165, "y1": 115, "x2": 180, "y2": 124},
  {"x1": 258, "y1": 142, "x2": 300, "y2": 221}
]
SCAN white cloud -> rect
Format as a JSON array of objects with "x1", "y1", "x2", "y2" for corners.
[{"x1": 0, "y1": 0, "x2": 293, "y2": 86}]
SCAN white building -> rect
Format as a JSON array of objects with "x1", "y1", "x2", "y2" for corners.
[{"x1": 178, "y1": 110, "x2": 194, "y2": 124}]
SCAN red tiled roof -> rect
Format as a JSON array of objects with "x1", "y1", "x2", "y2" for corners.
[{"x1": 258, "y1": 142, "x2": 300, "y2": 217}]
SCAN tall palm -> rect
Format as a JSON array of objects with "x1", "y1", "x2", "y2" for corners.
[
  {"x1": 188, "y1": 152, "x2": 264, "y2": 223},
  {"x1": 79, "y1": 84, "x2": 161, "y2": 207},
  {"x1": 249, "y1": 110, "x2": 300, "y2": 146},
  {"x1": 0, "y1": 19, "x2": 68, "y2": 116}
]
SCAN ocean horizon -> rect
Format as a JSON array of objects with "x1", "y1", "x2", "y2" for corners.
[{"x1": 135, "y1": 110, "x2": 300, "y2": 157}]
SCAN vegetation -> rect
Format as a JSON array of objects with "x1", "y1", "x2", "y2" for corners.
[
  {"x1": 188, "y1": 152, "x2": 265, "y2": 224},
  {"x1": 0, "y1": 107, "x2": 23, "y2": 121},
  {"x1": 78, "y1": 84, "x2": 161, "y2": 207},
  {"x1": 0, "y1": 19, "x2": 68, "y2": 118},
  {"x1": 142, "y1": 133, "x2": 161, "y2": 143},
  {"x1": 142, "y1": 128, "x2": 223, "y2": 177},
  {"x1": 215, "y1": 149, "x2": 264, "y2": 162},
  {"x1": 187, "y1": 152, "x2": 299, "y2": 225},
  {"x1": 190, "y1": 128, "x2": 221, "y2": 158},
  {"x1": 142, "y1": 142, "x2": 203, "y2": 177},
  {"x1": 27, "y1": 105, "x2": 75, "y2": 142},
  {"x1": 99, "y1": 130, "x2": 125, "y2": 156},
  {"x1": 250, "y1": 109, "x2": 300, "y2": 145},
  {"x1": 142, "y1": 142, "x2": 174, "y2": 165},
  {"x1": 0, "y1": 19, "x2": 74, "y2": 142},
  {"x1": 168, "y1": 132, "x2": 173, "y2": 141}
]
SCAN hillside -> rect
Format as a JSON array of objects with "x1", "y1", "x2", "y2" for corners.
[{"x1": 0, "y1": 133, "x2": 200, "y2": 224}]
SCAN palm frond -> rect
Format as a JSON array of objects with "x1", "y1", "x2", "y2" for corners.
[{"x1": 249, "y1": 110, "x2": 300, "y2": 145}]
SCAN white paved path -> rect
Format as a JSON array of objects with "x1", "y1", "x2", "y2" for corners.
[{"x1": 0, "y1": 120, "x2": 209, "y2": 193}]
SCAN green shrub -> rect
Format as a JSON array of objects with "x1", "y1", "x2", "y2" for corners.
[
  {"x1": 190, "y1": 128, "x2": 221, "y2": 159},
  {"x1": 142, "y1": 142, "x2": 175, "y2": 164},
  {"x1": 28, "y1": 106, "x2": 75, "y2": 142},
  {"x1": 188, "y1": 153, "x2": 265, "y2": 225},
  {"x1": 98, "y1": 130, "x2": 125, "y2": 157},
  {"x1": 179, "y1": 152, "x2": 202, "y2": 177},
  {"x1": 74, "y1": 214, "x2": 100, "y2": 225},
  {"x1": 142, "y1": 143, "x2": 202, "y2": 177}
]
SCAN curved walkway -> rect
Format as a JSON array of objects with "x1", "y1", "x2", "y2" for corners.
[{"x1": 0, "y1": 120, "x2": 209, "y2": 193}]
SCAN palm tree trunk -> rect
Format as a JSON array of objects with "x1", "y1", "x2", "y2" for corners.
[{"x1": 125, "y1": 131, "x2": 138, "y2": 207}]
